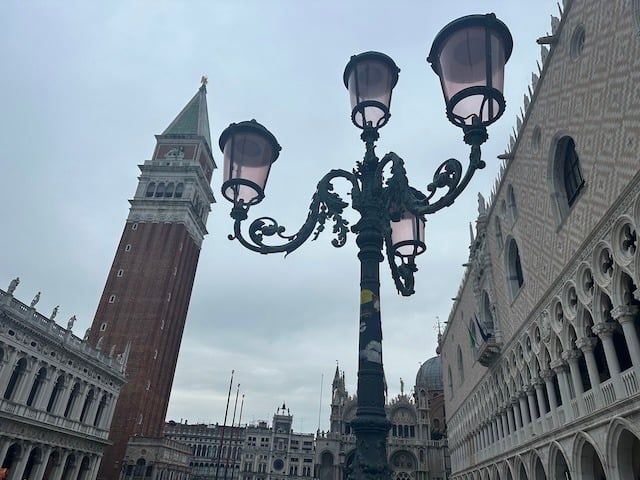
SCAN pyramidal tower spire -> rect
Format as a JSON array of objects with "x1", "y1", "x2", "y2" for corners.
[
  {"x1": 90, "y1": 82, "x2": 216, "y2": 479},
  {"x1": 162, "y1": 76, "x2": 212, "y2": 150}
]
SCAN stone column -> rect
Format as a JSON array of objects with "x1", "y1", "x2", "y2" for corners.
[
  {"x1": 593, "y1": 321, "x2": 625, "y2": 398},
  {"x1": 506, "y1": 406, "x2": 515, "y2": 434},
  {"x1": 511, "y1": 397, "x2": 523, "y2": 430},
  {"x1": 68, "y1": 453, "x2": 83, "y2": 480},
  {"x1": 541, "y1": 369, "x2": 559, "y2": 426},
  {"x1": 102, "y1": 394, "x2": 117, "y2": 429},
  {"x1": 35, "y1": 368, "x2": 58, "y2": 411},
  {"x1": 70, "y1": 383, "x2": 88, "y2": 421},
  {"x1": 550, "y1": 359, "x2": 573, "y2": 422},
  {"x1": 90, "y1": 456, "x2": 103, "y2": 479},
  {"x1": 563, "y1": 349, "x2": 586, "y2": 416},
  {"x1": 518, "y1": 393, "x2": 531, "y2": 425},
  {"x1": 576, "y1": 337, "x2": 603, "y2": 407},
  {"x1": 53, "y1": 376, "x2": 72, "y2": 417},
  {"x1": 0, "y1": 440, "x2": 12, "y2": 472},
  {"x1": 82, "y1": 389, "x2": 101, "y2": 427},
  {"x1": 501, "y1": 410, "x2": 509, "y2": 436},
  {"x1": 50, "y1": 450, "x2": 69, "y2": 480},
  {"x1": 492, "y1": 418, "x2": 499, "y2": 443},
  {"x1": 9, "y1": 442, "x2": 30, "y2": 480},
  {"x1": 526, "y1": 387, "x2": 539, "y2": 433},
  {"x1": 534, "y1": 380, "x2": 546, "y2": 417},
  {"x1": 14, "y1": 360, "x2": 38, "y2": 404},
  {"x1": 612, "y1": 305, "x2": 640, "y2": 371},
  {"x1": 31, "y1": 445, "x2": 52, "y2": 480},
  {"x1": 0, "y1": 348, "x2": 19, "y2": 387}
]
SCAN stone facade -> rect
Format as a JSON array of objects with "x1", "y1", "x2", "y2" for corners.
[
  {"x1": 242, "y1": 407, "x2": 315, "y2": 480},
  {"x1": 163, "y1": 406, "x2": 315, "y2": 480},
  {"x1": 316, "y1": 361, "x2": 449, "y2": 480},
  {"x1": 440, "y1": 1, "x2": 640, "y2": 479},
  {"x1": 0, "y1": 285, "x2": 125, "y2": 480},
  {"x1": 164, "y1": 422, "x2": 244, "y2": 480},
  {"x1": 118, "y1": 437, "x2": 191, "y2": 480}
]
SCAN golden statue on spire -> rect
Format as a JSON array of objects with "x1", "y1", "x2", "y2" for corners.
[{"x1": 200, "y1": 75, "x2": 208, "y2": 87}]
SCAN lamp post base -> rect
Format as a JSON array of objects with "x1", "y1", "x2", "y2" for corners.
[{"x1": 348, "y1": 415, "x2": 392, "y2": 480}]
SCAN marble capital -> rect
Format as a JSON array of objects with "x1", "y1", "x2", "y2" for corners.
[
  {"x1": 611, "y1": 305, "x2": 640, "y2": 323},
  {"x1": 561, "y1": 348, "x2": 582, "y2": 362},
  {"x1": 576, "y1": 336, "x2": 598, "y2": 352},
  {"x1": 539, "y1": 369, "x2": 555, "y2": 380},
  {"x1": 592, "y1": 321, "x2": 618, "y2": 337}
]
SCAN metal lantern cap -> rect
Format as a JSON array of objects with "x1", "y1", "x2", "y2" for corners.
[
  {"x1": 219, "y1": 119, "x2": 282, "y2": 206},
  {"x1": 343, "y1": 51, "x2": 400, "y2": 130},
  {"x1": 218, "y1": 119, "x2": 281, "y2": 160},
  {"x1": 427, "y1": 13, "x2": 513, "y2": 129}
]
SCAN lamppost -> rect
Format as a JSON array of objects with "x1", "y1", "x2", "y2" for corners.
[{"x1": 219, "y1": 13, "x2": 512, "y2": 480}]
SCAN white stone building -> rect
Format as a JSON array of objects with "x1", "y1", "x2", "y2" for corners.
[
  {"x1": 0, "y1": 283, "x2": 125, "y2": 480},
  {"x1": 163, "y1": 421, "x2": 244, "y2": 480},
  {"x1": 241, "y1": 406, "x2": 315, "y2": 480},
  {"x1": 440, "y1": 1, "x2": 640, "y2": 479}
]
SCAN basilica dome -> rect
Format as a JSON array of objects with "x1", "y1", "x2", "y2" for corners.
[{"x1": 415, "y1": 355, "x2": 443, "y2": 391}]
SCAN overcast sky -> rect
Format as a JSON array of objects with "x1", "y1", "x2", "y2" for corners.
[{"x1": 1, "y1": 1, "x2": 559, "y2": 433}]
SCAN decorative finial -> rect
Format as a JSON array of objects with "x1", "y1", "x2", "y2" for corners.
[{"x1": 200, "y1": 75, "x2": 208, "y2": 89}]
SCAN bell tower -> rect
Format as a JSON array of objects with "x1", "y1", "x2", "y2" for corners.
[
  {"x1": 89, "y1": 82, "x2": 215, "y2": 479},
  {"x1": 330, "y1": 364, "x2": 347, "y2": 433}
]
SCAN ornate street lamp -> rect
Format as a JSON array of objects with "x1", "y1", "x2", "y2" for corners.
[{"x1": 221, "y1": 13, "x2": 512, "y2": 480}]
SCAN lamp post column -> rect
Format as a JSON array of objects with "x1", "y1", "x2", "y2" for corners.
[{"x1": 349, "y1": 132, "x2": 391, "y2": 480}]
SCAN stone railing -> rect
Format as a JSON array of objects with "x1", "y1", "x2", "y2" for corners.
[{"x1": 0, "y1": 397, "x2": 109, "y2": 440}]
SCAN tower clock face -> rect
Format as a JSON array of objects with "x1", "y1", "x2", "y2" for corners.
[{"x1": 273, "y1": 459, "x2": 284, "y2": 471}]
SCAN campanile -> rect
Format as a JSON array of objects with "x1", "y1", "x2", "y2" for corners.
[{"x1": 89, "y1": 82, "x2": 215, "y2": 478}]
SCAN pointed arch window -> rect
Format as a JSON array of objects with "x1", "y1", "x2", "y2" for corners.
[
  {"x1": 447, "y1": 366, "x2": 453, "y2": 397},
  {"x1": 561, "y1": 137, "x2": 584, "y2": 206},
  {"x1": 506, "y1": 238, "x2": 524, "y2": 299},
  {"x1": 507, "y1": 184, "x2": 518, "y2": 222},
  {"x1": 457, "y1": 345, "x2": 464, "y2": 384},
  {"x1": 495, "y1": 217, "x2": 503, "y2": 250},
  {"x1": 481, "y1": 291, "x2": 495, "y2": 332},
  {"x1": 549, "y1": 135, "x2": 585, "y2": 224},
  {"x1": 468, "y1": 320, "x2": 477, "y2": 357}
]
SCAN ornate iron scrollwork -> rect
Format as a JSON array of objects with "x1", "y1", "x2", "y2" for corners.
[
  {"x1": 228, "y1": 127, "x2": 488, "y2": 297},
  {"x1": 229, "y1": 169, "x2": 359, "y2": 256}
]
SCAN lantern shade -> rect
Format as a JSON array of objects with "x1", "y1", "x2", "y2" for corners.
[
  {"x1": 343, "y1": 51, "x2": 400, "y2": 129},
  {"x1": 427, "y1": 13, "x2": 512, "y2": 129},
  {"x1": 219, "y1": 120, "x2": 281, "y2": 206},
  {"x1": 390, "y1": 211, "x2": 426, "y2": 258}
]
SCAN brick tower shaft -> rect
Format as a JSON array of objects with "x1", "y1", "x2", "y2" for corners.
[{"x1": 90, "y1": 84, "x2": 215, "y2": 479}]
